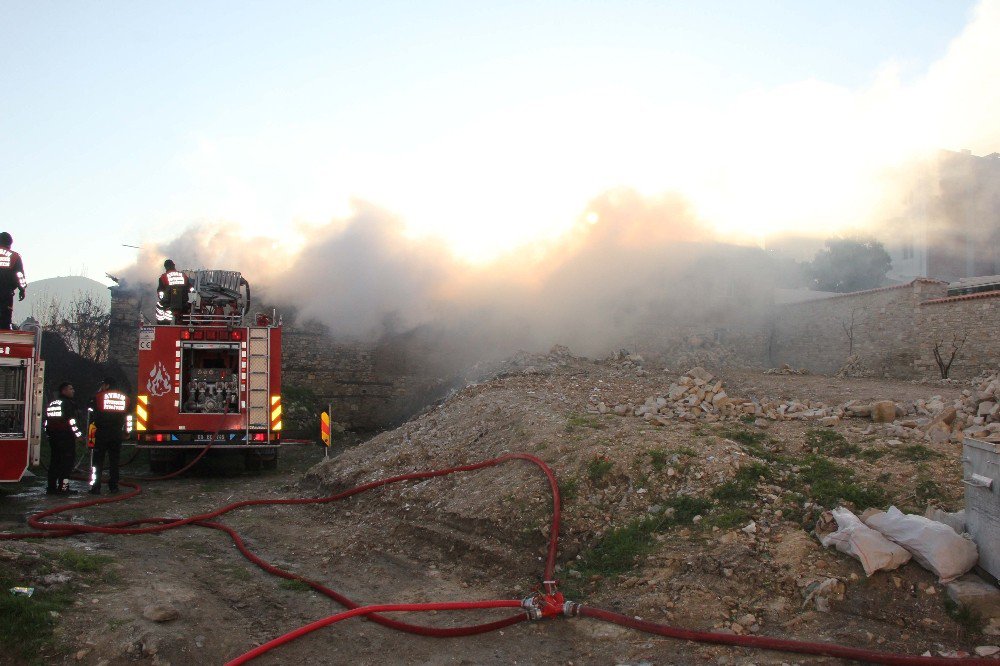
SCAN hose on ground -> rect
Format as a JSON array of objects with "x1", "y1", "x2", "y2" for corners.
[{"x1": 1, "y1": 447, "x2": 992, "y2": 665}]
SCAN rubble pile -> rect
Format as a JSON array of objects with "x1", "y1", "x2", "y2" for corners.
[
  {"x1": 588, "y1": 366, "x2": 847, "y2": 427},
  {"x1": 835, "y1": 355, "x2": 873, "y2": 378},
  {"x1": 304, "y1": 347, "x2": 986, "y2": 658},
  {"x1": 956, "y1": 371, "x2": 1000, "y2": 442},
  {"x1": 763, "y1": 363, "x2": 809, "y2": 376},
  {"x1": 582, "y1": 362, "x2": 1000, "y2": 445}
]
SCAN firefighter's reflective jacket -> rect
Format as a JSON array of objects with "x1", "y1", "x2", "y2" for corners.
[
  {"x1": 45, "y1": 398, "x2": 82, "y2": 438},
  {"x1": 156, "y1": 270, "x2": 191, "y2": 323},
  {"x1": 90, "y1": 390, "x2": 132, "y2": 438},
  {"x1": 0, "y1": 248, "x2": 26, "y2": 293}
]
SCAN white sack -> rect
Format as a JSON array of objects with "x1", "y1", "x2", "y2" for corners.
[
  {"x1": 818, "y1": 507, "x2": 911, "y2": 576},
  {"x1": 863, "y1": 506, "x2": 978, "y2": 583},
  {"x1": 924, "y1": 507, "x2": 966, "y2": 535}
]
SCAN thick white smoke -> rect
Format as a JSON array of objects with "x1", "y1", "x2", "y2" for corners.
[{"x1": 118, "y1": 2, "x2": 1000, "y2": 357}]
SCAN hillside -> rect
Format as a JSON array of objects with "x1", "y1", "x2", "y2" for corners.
[{"x1": 13, "y1": 275, "x2": 110, "y2": 324}]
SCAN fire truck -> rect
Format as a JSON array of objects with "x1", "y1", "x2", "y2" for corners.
[
  {"x1": 0, "y1": 327, "x2": 45, "y2": 483},
  {"x1": 136, "y1": 270, "x2": 282, "y2": 472}
]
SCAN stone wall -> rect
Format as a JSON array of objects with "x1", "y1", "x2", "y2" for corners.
[
  {"x1": 106, "y1": 285, "x2": 145, "y2": 388},
  {"x1": 770, "y1": 279, "x2": 1000, "y2": 379},
  {"x1": 281, "y1": 327, "x2": 407, "y2": 429},
  {"x1": 915, "y1": 292, "x2": 1000, "y2": 378}
]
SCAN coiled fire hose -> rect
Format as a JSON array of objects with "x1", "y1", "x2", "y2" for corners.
[{"x1": 1, "y1": 447, "x2": 993, "y2": 665}]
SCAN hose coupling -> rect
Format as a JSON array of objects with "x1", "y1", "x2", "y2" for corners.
[{"x1": 521, "y1": 596, "x2": 542, "y2": 621}]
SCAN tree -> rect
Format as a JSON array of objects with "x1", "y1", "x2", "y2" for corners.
[
  {"x1": 808, "y1": 237, "x2": 892, "y2": 293},
  {"x1": 41, "y1": 293, "x2": 111, "y2": 363},
  {"x1": 840, "y1": 307, "x2": 860, "y2": 355},
  {"x1": 932, "y1": 334, "x2": 966, "y2": 379}
]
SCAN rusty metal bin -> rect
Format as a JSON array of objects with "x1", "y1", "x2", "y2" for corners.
[{"x1": 964, "y1": 438, "x2": 1000, "y2": 580}]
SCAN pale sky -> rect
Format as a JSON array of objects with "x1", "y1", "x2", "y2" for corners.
[{"x1": 0, "y1": 1, "x2": 984, "y2": 284}]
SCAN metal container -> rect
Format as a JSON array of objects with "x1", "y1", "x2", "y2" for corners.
[{"x1": 963, "y1": 438, "x2": 1000, "y2": 579}]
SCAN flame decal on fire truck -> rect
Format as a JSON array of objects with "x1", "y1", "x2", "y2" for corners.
[{"x1": 146, "y1": 362, "x2": 172, "y2": 397}]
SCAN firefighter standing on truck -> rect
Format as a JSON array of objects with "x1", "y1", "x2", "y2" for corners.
[
  {"x1": 156, "y1": 259, "x2": 191, "y2": 325},
  {"x1": 44, "y1": 382, "x2": 81, "y2": 495},
  {"x1": 89, "y1": 377, "x2": 132, "y2": 494},
  {"x1": 0, "y1": 232, "x2": 27, "y2": 330}
]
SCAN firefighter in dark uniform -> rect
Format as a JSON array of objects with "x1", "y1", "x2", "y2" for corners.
[
  {"x1": 156, "y1": 259, "x2": 192, "y2": 325},
  {"x1": 89, "y1": 377, "x2": 132, "y2": 494},
  {"x1": 0, "y1": 232, "x2": 27, "y2": 330},
  {"x1": 44, "y1": 382, "x2": 81, "y2": 495}
]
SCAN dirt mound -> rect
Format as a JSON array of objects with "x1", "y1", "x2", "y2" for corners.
[{"x1": 305, "y1": 351, "x2": 988, "y2": 660}]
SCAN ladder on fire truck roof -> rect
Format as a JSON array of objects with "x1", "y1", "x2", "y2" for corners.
[{"x1": 246, "y1": 327, "x2": 271, "y2": 442}]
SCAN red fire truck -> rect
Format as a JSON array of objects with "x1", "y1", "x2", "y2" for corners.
[
  {"x1": 0, "y1": 327, "x2": 45, "y2": 483},
  {"x1": 135, "y1": 270, "x2": 282, "y2": 472}
]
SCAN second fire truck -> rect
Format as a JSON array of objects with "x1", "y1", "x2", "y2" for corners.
[{"x1": 135, "y1": 270, "x2": 282, "y2": 472}]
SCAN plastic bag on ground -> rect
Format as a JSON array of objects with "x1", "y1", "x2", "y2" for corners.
[
  {"x1": 863, "y1": 506, "x2": 978, "y2": 583},
  {"x1": 817, "y1": 507, "x2": 911, "y2": 576}
]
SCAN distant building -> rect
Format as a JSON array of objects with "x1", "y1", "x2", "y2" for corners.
[{"x1": 888, "y1": 149, "x2": 1000, "y2": 283}]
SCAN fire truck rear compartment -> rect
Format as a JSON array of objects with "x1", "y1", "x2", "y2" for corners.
[{"x1": 180, "y1": 343, "x2": 240, "y2": 414}]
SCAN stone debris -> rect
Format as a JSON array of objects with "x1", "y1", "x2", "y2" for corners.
[
  {"x1": 580, "y1": 365, "x2": 1000, "y2": 447},
  {"x1": 835, "y1": 355, "x2": 871, "y2": 378},
  {"x1": 764, "y1": 363, "x2": 809, "y2": 376},
  {"x1": 142, "y1": 604, "x2": 179, "y2": 623}
]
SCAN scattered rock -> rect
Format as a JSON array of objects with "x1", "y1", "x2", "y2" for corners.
[
  {"x1": 946, "y1": 575, "x2": 1000, "y2": 620},
  {"x1": 142, "y1": 603, "x2": 180, "y2": 623},
  {"x1": 871, "y1": 401, "x2": 897, "y2": 423}
]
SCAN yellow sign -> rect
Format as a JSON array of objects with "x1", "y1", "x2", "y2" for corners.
[{"x1": 320, "y1": 411, "x2": 331, "y2": 446}]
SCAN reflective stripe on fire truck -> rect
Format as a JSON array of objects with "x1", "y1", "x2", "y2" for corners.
[
  {"x1": 271, "y1": 395, "x2": 282, "y2": 431},
  {"x1": 135, "y1": 395, "x2": 148, "y2": 431}
]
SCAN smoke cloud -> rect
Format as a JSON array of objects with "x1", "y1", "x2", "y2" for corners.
[{"x1": 118, "y1": 1, "x2": 1000, "y2": 362}]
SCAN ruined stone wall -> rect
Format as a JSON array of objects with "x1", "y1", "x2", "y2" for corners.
[
  {"x1": 770, "y1": 280, "x2": 949, "y2": 377},
  {"x1": 281, "y1": 328, "x2": 408, "y2": 429},
  {"x1": 106, "y1": 286, "x2": 144, "y2": 388}
]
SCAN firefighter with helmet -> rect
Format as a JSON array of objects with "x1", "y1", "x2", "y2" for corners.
[
  {"x1": 156, "y1": 259, "x2": 192, "y2": 325},
  {"x1": 89, "y1": 377, "x2": 132, "y2": 494},
  {"x1": 44, "y1": 382, "x2": 81, "y2": 495},
  {"x1": 0, "y1": 232, "x2": 27, "y2": 330}
]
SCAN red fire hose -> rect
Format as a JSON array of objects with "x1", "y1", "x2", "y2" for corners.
[
  {"x1": 224, "y1": 600, "x2": 525, "y2": 666},
  {"x1": 1, "y1": 446, "x2": 993, "y2": 665}
]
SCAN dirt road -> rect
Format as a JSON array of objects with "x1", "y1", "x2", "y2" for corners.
[{"x1": 0, "y1": 442, "x2": 661, "y2": 666}]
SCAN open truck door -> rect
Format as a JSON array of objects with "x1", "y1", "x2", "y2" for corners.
[{"x1": 0, "y1": 328, "x2": 45, "y2": 483}]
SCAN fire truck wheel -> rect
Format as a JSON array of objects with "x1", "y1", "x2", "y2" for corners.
[
  {"x1": 261, "y1": 451, "x2": 279, "y2": 470},
  {"x1": 149, "y1": 451, "x2": 184, "y2": 474},
  {"x1": 243, "y1": 453, "x2": 263, "y2": 472}
]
